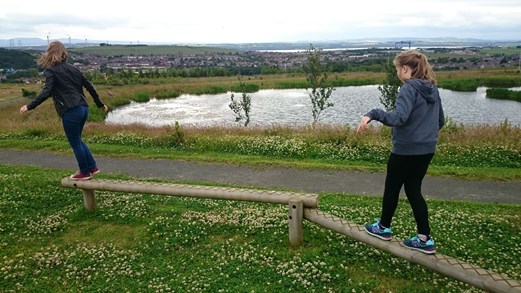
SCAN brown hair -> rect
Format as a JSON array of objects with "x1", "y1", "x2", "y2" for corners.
[
  {"x1": 37, "y1": 40, "x2": 68, "y2": 68},
  {"x1": 393, "y1": 49, "x2": 437, "y2": 85}
]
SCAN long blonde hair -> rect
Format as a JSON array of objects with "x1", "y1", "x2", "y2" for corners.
[
  {"x1": 37, "y1": 40, "x2": 68, "y2": 68},
  {"x1": 393, "y1": 50, "x2": 437, "y2": 85}
]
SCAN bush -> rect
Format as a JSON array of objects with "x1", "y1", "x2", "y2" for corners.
[
  {"x1": 155, "y1": 89, "x2": 181, "y2": 100},
  {"x1": 168, "y1": 121, "x2": 185, "y2": 146},
  {"x1": 21, "y1": 88, "x2": 37, "y2": 98},
  {"x1": 132, "y1": 91, "x2": 151, "y2": 103},
  {"x1": 193, "y1": 85, "x2": 228, "y2": 95},
  {"x1": 480, "y1": 77, "x2": 521, "y2": 88},
  {"x1": 486, "y1": 88, "x2": 521, "y2": 102},
  {"x1": 438, "y1": 79, "x2": 479, "y2": 91},
  {"x1": 88, "y1": 105, "x2": 108, "y2": 123}
]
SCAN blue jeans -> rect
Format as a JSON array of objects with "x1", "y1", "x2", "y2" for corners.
[{"x1": 62, "y1": 105, "x2": 96, "y2": 175}]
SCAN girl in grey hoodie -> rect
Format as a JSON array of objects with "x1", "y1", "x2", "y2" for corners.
[{"x1": 357, "y1": 50, "x2": 444, "y2": 254}]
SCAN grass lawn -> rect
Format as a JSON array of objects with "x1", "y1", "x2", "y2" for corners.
[
  {"x1": 0, "y1": 164, "x2": 519, "y2": 292},
  {"x1": 1, "y1": 69, "x2": 520, "y2": 291}
]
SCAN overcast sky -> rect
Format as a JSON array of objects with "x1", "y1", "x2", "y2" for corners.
[{"x1": 1, "y1": 0, "x2": 520, "y2": 44}]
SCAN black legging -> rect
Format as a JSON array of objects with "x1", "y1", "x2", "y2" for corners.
[{"x1": 380, "y1": 152, "x2": 434, "y2": 236}]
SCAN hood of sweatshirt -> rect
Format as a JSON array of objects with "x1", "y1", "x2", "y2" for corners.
[{"x1": 405, "y1": 79, "x2": 437, "y2": 104}]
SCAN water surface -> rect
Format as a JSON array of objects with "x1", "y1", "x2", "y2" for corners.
[{"x1": 106, "y1": 86, "x2": 521, "y2": 127}]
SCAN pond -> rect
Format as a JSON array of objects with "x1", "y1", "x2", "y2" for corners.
[{"x1": 105, "y1": 86, "x2": 521, "y2": 128}]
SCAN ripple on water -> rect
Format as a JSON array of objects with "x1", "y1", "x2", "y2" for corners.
[{"x1": 105, "y1": 86, "x2": 521, "y2": 127}]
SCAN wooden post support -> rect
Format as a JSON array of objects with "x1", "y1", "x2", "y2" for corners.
[
  {"x1": 288, "y1": 198, "x2": 303, "y2": 246},
  {"x1": 82, "y1": 189, "x2": 96, "y2": 211}
]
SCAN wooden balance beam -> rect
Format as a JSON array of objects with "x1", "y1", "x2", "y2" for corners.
[
  {"x1": 61, "y1": 177, "x2": 319, "y2": 246},
  {"x1": 61, "y1": 177, "x2": 521, "y2": 292},
  {"x1": 304, "y1": 209, "x2": 521, "y2": 293}
]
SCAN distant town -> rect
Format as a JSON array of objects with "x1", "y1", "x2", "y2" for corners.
[
  {"x1": 1, "y1": 38, "x2": 520, "y2": 83},
  {"x1": 68, "y1": 46, "x2": 519, "y2": 74}
]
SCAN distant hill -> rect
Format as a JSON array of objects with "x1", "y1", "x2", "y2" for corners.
[
  {"x1": 0, "y1": 48, "x2": 36, "y2": 70},
  {"x1": 0, "y1": 37, "x2": 114, "y2": 48},
  {"x1": 207, "y1": 38, "x2": 521, "y2": 51},
  {"x1": 0, "y1": 38, "x2": 48, "y2": 47},
  {"x1": 2, "y1": 37, "x2": 520, "y2": 52},
  {"x1": 69, "y1": 44, "x2": 239, "y2": 56}
]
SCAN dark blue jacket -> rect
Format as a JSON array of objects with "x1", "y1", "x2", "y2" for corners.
[
  {"x1": 366, "y1": 79, "x2": 445, "y2": 155},
  {"x1": 27, "y1": 62, "x2": 104, "y2": 117}
]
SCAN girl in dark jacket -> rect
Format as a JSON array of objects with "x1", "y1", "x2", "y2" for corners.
[
  {"x1": 357, "y1": 50, "x2": 445, "y2": 254},
  {"x1": 20, "y1": 40, "x2": 108, "y2": 180}
]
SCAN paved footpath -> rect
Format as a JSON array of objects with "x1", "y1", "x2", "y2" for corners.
[{"x1": 1, "y1": 149, "x2": 520, "y2": 204}]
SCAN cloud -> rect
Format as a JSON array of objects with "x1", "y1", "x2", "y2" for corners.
[{"x1": 0, "y1": 0, "x2": 520, "y2": 43}]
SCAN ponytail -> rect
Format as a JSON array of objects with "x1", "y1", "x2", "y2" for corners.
[{"x1": 393, "y1": 50, "x2": 437, "y2": 85}]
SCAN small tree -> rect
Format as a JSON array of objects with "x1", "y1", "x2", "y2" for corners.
[
  {"x1": 229, "y1": 77, "x2": 252, "y2": 127},
  {"x1": 303, "y1": 45, "x2": 335, "y2": 127},
  {"x1": 169, "y1": 121, "x2": 185, "y2": 146},
  {"x1": 377, "y1": 56, "x2": 401, "y2": 111}
]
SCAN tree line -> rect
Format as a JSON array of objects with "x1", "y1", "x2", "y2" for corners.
[{"x1": 0, "y1": 48, "x2": 35, "y2": 70}]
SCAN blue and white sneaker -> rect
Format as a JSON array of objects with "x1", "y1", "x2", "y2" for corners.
[
  {"x1": 364, "y1": 219, "x2": 392, "y2": 241},
  {"x1": 403, "y1": 235, "x2": 436, "y2": 254}
]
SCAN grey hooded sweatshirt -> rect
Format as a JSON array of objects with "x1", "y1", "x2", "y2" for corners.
[{"x1": 366, "y1": 79, "x2": 445, "y2": 155}]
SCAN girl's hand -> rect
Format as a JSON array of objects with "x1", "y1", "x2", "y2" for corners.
[
  {"x1": 20, "y1": 105, "x2": 29, "y2": 114},
  {"x1": 102, "y1": 105, "x2": 109, "y2": 113},
  {"x1": 356, "y1": 116, "x2": 371, "y2": 133}
]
